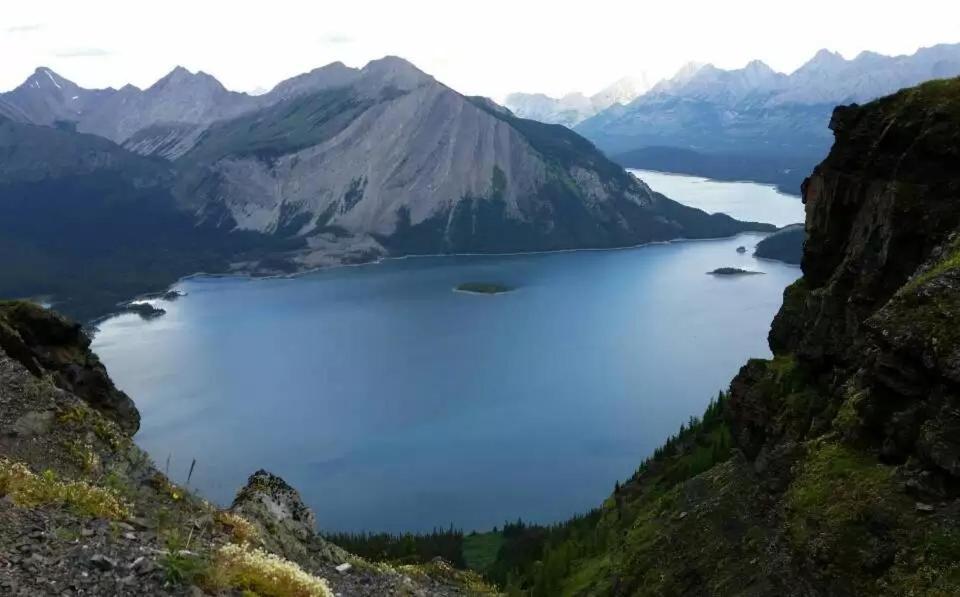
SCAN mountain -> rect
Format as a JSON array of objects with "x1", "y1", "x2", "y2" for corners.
[
  {"x1": 502, "y1": 92, "x2": 596, "y2": 128},
  {"x1": 578, "y1": 43, "x2": 960, "y2": 194},
  {"x1": 0, "y1": 67, "x2": 111, "y2": 127},
  {"x1": 647, "y1": 60, "x2": 787, "y2": 103},
  {"x1": 0, "y1": 57, "x2": 771, "y2": 321},
  {"x1": 173, "y1": 57, "x2": 770, "y2": 257},
  {"x1": 477, "y1": 77, "x2": 960, "y2": 595},
  {"x1": 503, "y1": 73, "x2": 655, "y2": 127},
  {"x1": 0, "y1": 63, "x2": 359, "y2": 160},
  {"x1": 591, "y1": 75, "x2": 656, "y2": 110},
  {"x1": 78, "y1": 66, "x2": 255, "y2": 143},
  {"x1": 0, "y1": 116, "x2": 297, "y2": 321}
]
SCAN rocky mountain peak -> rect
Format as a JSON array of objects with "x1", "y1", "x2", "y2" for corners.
[
  {"x1": 15, "y1": 67, "x2": 79, "y2": 96},
  {"x1": 591, "y1": 75, "x2": 654, "y2": 109},
  {"x1": 672, "y1": 61, "x2": 708, "y2": 81},
  {"x1": 744, "y1": 59, "x2": 774, "y2": 73},
  {"x1": 797, "y1": 48, "x2": 847, "y2": 72},
  {"x1": 149, "y1": 66, "x2": 227, "y2": 94},
  {"x1": 357, "y1": 55, "x2": 434, "y2": 92},
  {"x1": 266, "y1": 61, "x2": 360, "y2": 101}
]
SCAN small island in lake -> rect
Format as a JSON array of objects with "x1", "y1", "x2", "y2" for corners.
[
  {"x1": 707, "y1": 267, "x2": 765, "y2": 276},
  {"x1": 120, "y1": 302, "x2": 167, "y2": 320},
  {"x1": 736, "y1": 246, "x2": 747, "y2": 254},
  {"x1": 455, "y1": 282, "x2": 514, "y2": 295}
]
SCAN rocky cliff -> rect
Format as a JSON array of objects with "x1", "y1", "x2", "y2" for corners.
[
  {"x1": 0, "y1": 301, "x2": 493, "y2": 595},
  {"x1": 487, "y1": 77, "x2": 960, "y2": 596}
]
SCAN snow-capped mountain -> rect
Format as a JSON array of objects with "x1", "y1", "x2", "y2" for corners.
[
  {"x1": 647, "y1": 60, "x2": 787, "y2": 104},
  {"x1": 572, "y1": 43, "x2": 960, "y2": 194},
  {"x1": 504, "y1": 72, "x2": 656, "y2": 127},
  {"x1": 591, "y1": 75, "x2": 656, "y2": 110}
]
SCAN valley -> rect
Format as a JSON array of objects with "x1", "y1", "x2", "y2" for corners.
[
  {"x1": 0, "y1": 59, "x2": 771, "y2": 323},
  {"x1": 2, "y1": 6, "x2": 959, "y2": 594}
]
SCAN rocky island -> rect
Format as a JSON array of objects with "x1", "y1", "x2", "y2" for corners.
[
  {"x1": 454, "y1": 282, "x2": 514, "y2": 295},
  {"x1": 707, "y1": 267, "x2": 764, "y2": 276},
  {"x1": 118, "y1": 302, "x2": 166, "y2": 320}
]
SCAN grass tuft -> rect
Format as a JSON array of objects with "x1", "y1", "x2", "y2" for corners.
[
  {"x1": 203, "y1": 543, "x2": 334, "y2": 597},
  {"x1": 0, "y1": 458, "x2": 130, "y2": 519},
  {"x1": 216, "y1": 510, "x2": 261, "y2": 545}
]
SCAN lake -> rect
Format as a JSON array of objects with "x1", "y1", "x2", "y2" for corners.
[
  {"x1": 630, "y1": 169, "x2": 805, "y2": 227},
  {"x1": 92, "y1": 172, "x2": 803, "y2": 533}
]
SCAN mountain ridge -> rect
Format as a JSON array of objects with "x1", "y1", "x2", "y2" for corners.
[
  {"x1": 503, "y1": 74, "x2": 655, "y2": 128},
  {"x1": 0, "y1": 56, "x2": 772, "y2": 322}
]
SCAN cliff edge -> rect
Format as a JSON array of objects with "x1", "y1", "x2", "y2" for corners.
[{"x1": 488, "y1": 77, "x2": 960, "y2": 596}]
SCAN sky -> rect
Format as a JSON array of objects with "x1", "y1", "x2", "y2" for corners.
[{"x1": 2, "y1": 0, "x2": 958, "y2": 100}]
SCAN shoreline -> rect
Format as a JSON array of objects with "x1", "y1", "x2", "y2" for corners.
[
  {"x1": 86, "y1": 230, "x2": 777, "y2": 334},
  {"x1": 626, "y1": 167, "x2": 803, "y2": 198}
]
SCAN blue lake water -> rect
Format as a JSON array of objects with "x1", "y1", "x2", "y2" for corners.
[
  {"x1": 92, "y1": 173, "x2": 803, "y2": 533},
  {"x1": 630, "y1": 169, "x2": 806, "y2": 227}
]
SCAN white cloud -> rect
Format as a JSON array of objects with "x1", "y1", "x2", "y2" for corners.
[
  {"x1": 54, "y1": 47, "x2": 112, "y2": 58},
  {"x1": 4, "y1": 24, "x2": 43, "y2": 33},
  {"x1": 0, "y1": 0, "x2": 958, "y2": 99},
  {"x1": 320, "y1": 33, "x2": 355, "y2": 45}
]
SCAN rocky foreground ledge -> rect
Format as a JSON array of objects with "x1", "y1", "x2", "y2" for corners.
[{"x1": 0, "y1": 301, "x2": 495, "y2": 596}]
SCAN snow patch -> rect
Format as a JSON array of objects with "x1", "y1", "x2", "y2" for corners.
[{"x1": 44, "y1": 69, "x2": 62, "y2": 89}]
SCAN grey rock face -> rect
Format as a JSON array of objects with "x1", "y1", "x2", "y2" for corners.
[
  {"x1": 171, "y1": 57, "x2": 771, "y2": 255},
  {"x1": 1, "y1": 56, "x2": 770, "y2": 269},
  {"x1": 0, "y1": 62, "x2": 367, "y2": 157}
]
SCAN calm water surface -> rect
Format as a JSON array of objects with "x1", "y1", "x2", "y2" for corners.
[
  {"x1": 93, "y1": 173, "x2": 803, "y2": 532},
  {"x1": 631, "y1": 169, "x2": 805, "y2": 227}
]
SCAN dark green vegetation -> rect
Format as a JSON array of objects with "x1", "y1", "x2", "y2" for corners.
[
  {"x1": 707, "y1": 267, "x2": 763, "y2": 276},
  {"x1": 177, "y1": 87, "x2": 375, "y2": 166},
  {"x1": 0, "y1": 117, "x2": 301, "y2": 322},
  {"x1": 455, "y1": 282, "x2": 514, "y2": 294},
  {"x1": 118, "y1": 302, "x2": 166, "y2": 320},
  {"x1": 322, "y1": 527, "x2": 466, "y2": 567},
  {"x1": 332, "y1": 78, "x2": 960, "y2": 595},
  {"x1": 754, "y1": 224, "x2": 805, "y2": 265},
  {"x1": 612, "y1": 146, "x2": 814, "y2": 196}
]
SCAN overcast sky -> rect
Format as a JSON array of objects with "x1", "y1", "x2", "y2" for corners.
[{"x1": 2, "y1": 0, "x2": 958, "y2": 100}]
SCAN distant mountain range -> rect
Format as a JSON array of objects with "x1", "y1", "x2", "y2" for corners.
[
  {"x1": 503, "y1": 75, "x2": 654, "y2": 128},
  {"x1": 506, "y1": 44, "x2": 960, "y2": 194},
  {"x1": 0, "y1": 57, "x2": 769, "y2": 321}
]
